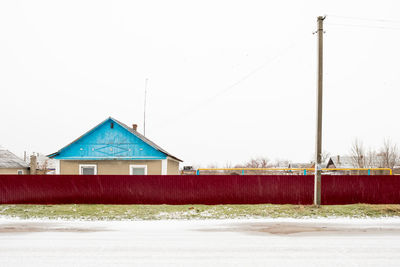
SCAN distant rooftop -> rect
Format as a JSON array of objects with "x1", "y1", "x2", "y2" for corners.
[
  {"x1": 327, "y1": 156, "x2": 355, "y2": 168},
  {"x1": 0, "y1": 148, "x2": 29, "y2": 169}
]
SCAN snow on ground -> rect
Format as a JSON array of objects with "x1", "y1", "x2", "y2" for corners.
[{"x1": 1, "y1": 217, "x2": 400, "y2": 266}]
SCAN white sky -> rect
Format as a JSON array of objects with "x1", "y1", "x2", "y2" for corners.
[{"x1": 1, "y1": 0, "x2": 399, "y2": 167}]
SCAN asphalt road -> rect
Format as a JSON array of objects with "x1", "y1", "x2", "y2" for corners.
[{"x1": 1, "y1": 218, "x2": 400, "y2": 266}]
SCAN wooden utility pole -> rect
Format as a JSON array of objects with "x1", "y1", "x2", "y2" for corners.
[{"x1": 314, "y1": 16, "x2": 325, "y2": 206}]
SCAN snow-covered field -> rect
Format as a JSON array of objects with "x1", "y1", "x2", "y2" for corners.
[{"x1": 1, "y1": 217, "x2": 400, "y2": 266}]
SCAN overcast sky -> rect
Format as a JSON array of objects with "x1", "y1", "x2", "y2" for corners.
[{"x1": 1, "y1": 0, "x2": 399, "y2": 166}]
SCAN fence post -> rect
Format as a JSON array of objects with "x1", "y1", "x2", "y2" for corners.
[
  {"x1": 304, "y1": 169, "x2": 307, "y2": 175},
  {"x1": 196, "y1": 170, "x2": 199, "y2": 175},
  {"x1": 368, "y1": 169, "x2": 370, "y2": 175}
]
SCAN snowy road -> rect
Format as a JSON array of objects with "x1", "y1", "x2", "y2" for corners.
[{"x1": 1, "y1": 218, "x2": 400, "y2": 267}]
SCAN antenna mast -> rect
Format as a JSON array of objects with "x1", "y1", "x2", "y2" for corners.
[{"x1": 143, "y1": 78, "x2": 148, "y2": 136}]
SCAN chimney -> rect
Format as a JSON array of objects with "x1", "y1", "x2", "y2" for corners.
[
  {"x1": 132, "y1": 124, "x2": 138, "y2": 131},
  {"x1": 30, "y1": 155, "x2": 37, "y2": 175}
]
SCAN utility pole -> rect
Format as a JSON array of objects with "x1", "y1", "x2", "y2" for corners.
[
  {"x1": 143, "y1": 78, "x2": 148, "y2": 136},
  {"x1": 314, "y1": 16, "x2": 325, "y2": 206}
]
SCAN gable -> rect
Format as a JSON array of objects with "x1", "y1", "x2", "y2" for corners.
[{"x1": 53, "y1": 119, "x2": 167, "y2": 160}]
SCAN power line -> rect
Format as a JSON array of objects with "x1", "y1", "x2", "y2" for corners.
[
  {"x1": 156, "y1": 34, "x2": 312, "y2": 131},
  {"x1": 329, "y1": 14, "x2": 400, "y2": 24},
  {"x1": 326, "y1": 22, "x2": 400, "y2": 31},
  {"x1": 143, "y1": 78, "x2": 148, "y2": 136},
  {"x1": 178, "y1": 41, "x2": 300, "y2": 116}
]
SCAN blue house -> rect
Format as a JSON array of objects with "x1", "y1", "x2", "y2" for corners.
[{"x1": 48, "y1": 117, "x2": 182, "y2": 175}]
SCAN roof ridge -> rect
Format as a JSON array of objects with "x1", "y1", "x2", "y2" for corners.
[{"x1": 111, "y1": 118, "x2": 182, "y2": 162}]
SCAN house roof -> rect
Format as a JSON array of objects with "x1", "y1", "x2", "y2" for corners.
[
  {"x1": 0, "y1": 147, "x2": 29, "y2": 169},
  {"x1": 327, "y1": 156, "x2": 355, "y2": 168},
  {"x1": 48, "y1": 117, "x2": 183, "y2": 162}
]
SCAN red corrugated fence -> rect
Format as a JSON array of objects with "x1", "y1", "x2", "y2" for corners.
[{"x1": 0, "y1": 175, "x2": 399, "y2": 205}]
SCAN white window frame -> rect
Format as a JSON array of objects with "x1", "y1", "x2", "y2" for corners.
[
  {"x1": 79, "y1": 164, "x2": 97, "y2": 175},
  {"x1": 129, "y1": 165, "x2": 147, "y2": 175},
  {"x1": 17, "y1": 170, "x2": 24, "y2": 175}
]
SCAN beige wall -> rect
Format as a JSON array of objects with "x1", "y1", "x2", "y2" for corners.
[
  {"x1": 60, "y1": 160, "x2": 162, "y2": 175},
  {"x1": 0, "y1": 168, "x2": 28, "y2": 174},
  {"x1": 167, "y1": 159, "x2": 180, "y2": 175}
]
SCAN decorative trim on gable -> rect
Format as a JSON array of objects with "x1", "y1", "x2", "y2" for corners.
[{"x1": 47, "y1": 117, "x2": 182, "y2": 162}]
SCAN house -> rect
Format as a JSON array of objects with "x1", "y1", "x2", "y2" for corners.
[
  {"x1": 327, "y1": 155, "x2": 394, "y2": 175},
  {"x1": 0, "y1": 146, "x2": 29, "y2": 174},
  {"x1": 326, "y1": 155, "x2": 355, "y2": 169},
  {"x1": 48, "y1": 117, "x2": 182, "y2": 175},
  {"x1": 326, "y1": 155, "x2": 369, "y2": 175}
]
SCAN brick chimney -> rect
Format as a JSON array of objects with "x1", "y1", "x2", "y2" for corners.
[
  {"x1": 132, "y1": 124, "x2": 138, "y2": 131},
  {"x1": 30, "y1": 155, "x2": 37, "y2": 175}
]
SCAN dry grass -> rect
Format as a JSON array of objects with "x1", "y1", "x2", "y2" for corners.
[{"x1": 1, "y1": 204, "x2": 400, "y2": 220}]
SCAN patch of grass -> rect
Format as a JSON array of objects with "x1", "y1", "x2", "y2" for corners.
[{"x1": 0, "y1": 204, "x2": 399, "y2": 220}]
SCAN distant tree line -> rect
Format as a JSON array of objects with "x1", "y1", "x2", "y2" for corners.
[
  {"x1": 196, "y1": 138, "x2": 399, "y2": 170},
  {"x1": 350, "y1": 138, "x2": 399, "y2": 169}
]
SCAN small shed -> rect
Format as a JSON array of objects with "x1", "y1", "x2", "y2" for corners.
[{"x1": 0, "y1": 147, "x2": 29, "y2": 174}]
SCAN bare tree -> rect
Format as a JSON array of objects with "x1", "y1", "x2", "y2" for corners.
[
  {"x1": 244, "y1": 157, "x2": 270, "y2": 168},
  {"x1": 378, "y1": 138, "x2": 399, "y2": 169},
  {"x1": 311, "y1": 150, "x2": 330, "y2": 165},
  {"x1": 321, "y1": 151, "x2": 330, "y2": 164},
  {"x1": 206, "y1": 162, "x2": 219, "y2": 169},
  {"x1": 350, "y1": 138, "x2": 366, "y2": 168},
  {"x1": 365, "y1": 148, "x2": 378, "y2": 168},
  {"x1": 223, "y1": 161, "x2": 234, "y2": 169},
  {"x1": 39, "y1": 159, "x2": 49, "y2": 174},
  {"x1": 271, "y1": 159, "x2": 289, "y2": 168}
]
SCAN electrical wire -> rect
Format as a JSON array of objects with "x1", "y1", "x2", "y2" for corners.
[
  {"x1": 326, "y1": 22, "x2": 400, "y2": 31},
  {"x1": 176, "y1": 40, "x2": 301, "y2": 118},
  {"x1": 329, "y1": 14, "x2": 400, "y2": 24}
]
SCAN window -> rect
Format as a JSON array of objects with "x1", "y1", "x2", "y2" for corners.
[
  {"x1": 17, "y1": 170, "x2": 24, "y2": 175},
  {"x1": 79, "y1": 164, "x2": 97, "y2": 175},
  {"x1": 130, "y1": 165, "x2": 147, "y2": 175}
]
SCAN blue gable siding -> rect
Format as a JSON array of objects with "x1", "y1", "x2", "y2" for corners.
[{"x1": 53, "y1": 118, "x2": 167, "y2": 160}]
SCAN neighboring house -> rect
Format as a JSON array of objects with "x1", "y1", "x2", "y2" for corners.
[
  {"x1": 326, "y1": 155, "x2": 355, "y2": 169},
  {"x1": 0, "y1": 147, "x2": 29, "y2": 174},
  {"x1": 326, "y1": 155, "x2": 389, "y2": 168},
  {"x1": 327, "y1": 155, "x2": 393, "y2": 175},
  {"x1": 48, "y1": 117, "x2": 182, "y2": 175},
  {"x1": 326, "y1": 155, "x2": 370, "y2": 175}
]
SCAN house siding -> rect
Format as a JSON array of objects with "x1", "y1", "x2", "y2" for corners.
[
  {"x1": 167, "y1": 159, "x2": 179, "y2": 175},
  {"x1": 60, "y1": 160, "x2": 162, "y2": 175},
  {"x1": 0, "y1": 168, "x2": 28, "y2": 174}
]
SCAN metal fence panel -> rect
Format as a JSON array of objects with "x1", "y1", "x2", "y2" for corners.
[{"x1": 0, "y1": 175, "x2": 398, "y2": 205}]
